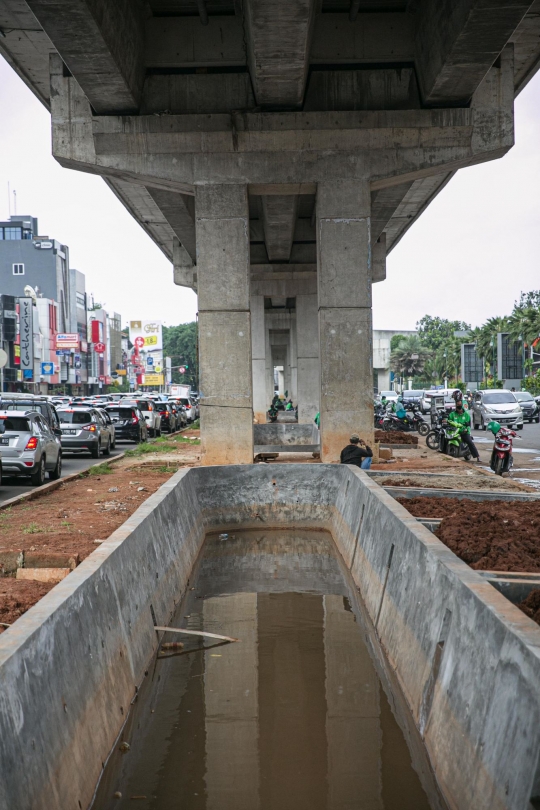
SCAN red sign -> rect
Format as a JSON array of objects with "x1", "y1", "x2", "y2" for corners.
[
  {"x1": 135, "y1": 336, "x2": 145, "y2": 349},
  {"x1": 94, "y1": 342, "x2": 106, "y2": 353},
  {"x1": 179, "y1": 366, "x2": 186, "y2": 374}
]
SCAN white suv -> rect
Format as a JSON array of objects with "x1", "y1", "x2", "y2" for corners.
[{"x1": 472, "y1": 390, "x2": 523, "y2": 431}]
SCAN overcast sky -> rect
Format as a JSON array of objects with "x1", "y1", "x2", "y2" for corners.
[{"x1": 1, "y1": 59, "x2": 539, "y2": 331}]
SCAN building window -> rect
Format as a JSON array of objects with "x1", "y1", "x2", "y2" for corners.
[
  {"x1": 76, "y1": 292, "x2": 86, "y2": 309},
  {"x1": 12, "y1": 263, "x2": 24, "y2": 276},
  {"x1": 4, "y1": 228, "x2": 22, "y2": 240}
]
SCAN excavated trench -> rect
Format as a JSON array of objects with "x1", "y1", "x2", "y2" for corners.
[
  {"x1": 1, "y1": 465, "x2": 540, "y2": 810},
  {"x1": 92, "y1": 528, "x2": 436, "y2": 809}
]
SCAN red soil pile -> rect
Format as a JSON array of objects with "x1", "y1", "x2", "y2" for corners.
[
  {"x1": 397, "y1": 496, "x2": 540, "y2": 572},
  {"x1": 518, "y1": 589, "x2": 540, "y2": 626},
  {"x1": 375, "y1": 430, "x2": 418, "y2": 446},
  {"x1": 0, "y1": 579, "x2": 55, "y2": 629}
]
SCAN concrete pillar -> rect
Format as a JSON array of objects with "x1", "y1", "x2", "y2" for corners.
[
  {"x1": 204, "y1": 593, "x2": 259, "y2": 810},
  {"x1": 196, "y1": 184, "x2": 253, "y2": 464},
  {"x1": 296, "y1": 293, "x2": 320, "y2": 423},
  {"x1": 251, "y1": 294, "x2": 267, "y2": 423},
  {"x1": 265, "y1": 320, "x2": 274, "y2": 407},
  {"x1": 290, "y1": 314, "x2": 298, "y2": 403},
  {"x1": 324, "y1": 594, "x2": 383, "y2": 809},
  {"x1": 317, "y1": 180, "x2": 374, "y2": 462}
]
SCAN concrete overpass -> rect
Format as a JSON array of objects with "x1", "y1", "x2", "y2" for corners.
[{"x1": 1, "y1": 0, "x2": 539, "y2": 463}]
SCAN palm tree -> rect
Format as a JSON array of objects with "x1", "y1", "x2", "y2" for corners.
[
  {"x1": 389, "y1": 335, "x2": 432, "y2": 378},
  {"x1": 475, "y1": 316, "x2": 509, "y2": 372}
]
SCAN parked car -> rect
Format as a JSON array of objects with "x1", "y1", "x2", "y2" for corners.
[
  {"x1": 56, "y1": 408, "x2": 114, "y2": 458},
  {"x1": 189, "y1": 396, "x2": 200, "y2": 420},
  {"x1": 514, "y1": 391, "x2": 540, "y2": 423},
  {"x1": 104, "y1": 404, "x2": 148, "y2": 443},
  {"x1": 157, "y1": 402, "x2": 177, "y2": 433},
  {"x1": 170, "y1": 401, "x2": 187, "y2": 428},
  {"x1": 0, "y1": 395, "x2": 61, "y2": 433},
  {"x1": 401, "y1": 390, "x2": 424, "y2": 408},
  {"x1": 99, "y1": 408, "x2": 117, "y2": 448},
  {"x1": 0, "y1": 410, "x2": 62, "y2": 485},
  {"x1": 178, "y1": 397, "x2": 196, "y2": 423},
  {"x1": 121, "y1": 398, "x2": 161, "y2": 437},
  {"x1": 472, "y1": 390, "x2": 523, "y2": 431}
]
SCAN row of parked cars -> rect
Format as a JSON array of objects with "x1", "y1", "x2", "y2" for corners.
[
  {"x1": 0, "y1": 391, "x2": 199, "y2": 488},
  {"x1": 376, "y1": 388, "x2": 540, "y2": 431}
]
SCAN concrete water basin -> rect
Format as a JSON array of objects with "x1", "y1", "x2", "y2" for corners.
[{"x1": 1, "y1": 465, "x2": 540, "y2": 810}]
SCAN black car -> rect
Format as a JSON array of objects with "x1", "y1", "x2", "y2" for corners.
[
  {"x1": 515, "y1": 391, "x2": 540, "y2": 423},
  {"x1": 104, "y1": 405, "x2": 148, "y2": 443}
]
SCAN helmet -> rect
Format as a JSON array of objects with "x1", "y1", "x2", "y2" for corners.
[
  {"x1": 466, "y1": 389, "x2": 471, "y2": 394},
  {"x1": 487, "y1": 420, "x2": 501, "y2": 436},
  {"x1": 452, "y1": 390, "x2": 463, "y2": 402}
]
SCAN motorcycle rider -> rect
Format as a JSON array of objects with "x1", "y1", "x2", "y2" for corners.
[{"x1": 447, "y1": 395, "x2": 480, "y2": 463}]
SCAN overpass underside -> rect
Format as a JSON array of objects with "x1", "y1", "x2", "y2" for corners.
[{"x1": 2, "y1": 0, "x2": 539, "y2": 463}]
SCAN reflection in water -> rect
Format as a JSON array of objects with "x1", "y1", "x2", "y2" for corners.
[{"x1": 93, "y1": 530, "x2": 433, "y2": 810}]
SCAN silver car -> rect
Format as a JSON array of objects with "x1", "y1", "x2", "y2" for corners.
[
  {"x1": 0, "y1": 410, "x2": 62, "y2": 486},
  {"x1": 472, "y1": 389, "x2": 523, "y2": 430},
  {"x1": 57, "y1": 408, "x2": 114, "y2": 458}
]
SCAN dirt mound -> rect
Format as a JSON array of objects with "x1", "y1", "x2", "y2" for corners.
[
  {"x1": 397, "y1": 496, "x2": 540, "y2": 572},
  {"x1": 375, "y1": 430, "x2": 418, "y2": 446},
  {"x1": 518, "y1": 589, "x2": 540, "y2": 626},
  {"x1": 0, "y1": 579, "x2": 55, "y2": 632}
]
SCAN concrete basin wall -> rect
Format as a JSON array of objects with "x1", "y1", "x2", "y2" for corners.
[
  {"x1": 253, "y1": 422, "x2": 318, "y2": 445},
  {"x1": 0, "y1": 465, "x2": 539, "y2": 810}
]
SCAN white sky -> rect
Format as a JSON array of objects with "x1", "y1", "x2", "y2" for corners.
[{"x1": 1, "y1": 59, "x2": 539, "y2": 331}]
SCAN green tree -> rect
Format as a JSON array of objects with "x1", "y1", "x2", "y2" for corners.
[
  {"x1": 390, "y1": 333, "x2": 406, "y2": 351},
  {"x1": 163, "y1": 322, "x2": 199, "y2": 390},
  {"x1": 416, "y1": 315, "x2": 471, "y2": 352},
  {"x1": 389, "y1": 335, "x2": 432, "y2": 378},
  {"x1": 474, "y1": 316, "x2": 509, "y2": 371}
]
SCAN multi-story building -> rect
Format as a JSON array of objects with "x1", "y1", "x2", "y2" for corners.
[{"x1": 0, "y1": 215, "x2": 95, "y2": 393}]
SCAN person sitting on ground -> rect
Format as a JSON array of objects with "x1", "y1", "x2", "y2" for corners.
[
  {"x1": 340, "y1": 434, "x2": 373, "y2": 470},
  {"x1": 447, "y1": 397, "x2": 480, "y2": 463}
]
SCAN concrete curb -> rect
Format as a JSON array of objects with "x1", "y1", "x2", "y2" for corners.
[
  {"x1": 0, "y1": 451, "x2": 126, "y2": 512},
  {"x1": 384, "y1": 485, "x2": 540, "y2": 502}
]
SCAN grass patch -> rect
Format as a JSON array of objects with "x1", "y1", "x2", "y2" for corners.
[
  {"x1": 87, "y1": 463, "x2": 113, "y2": 475},
  {"x1": 126, "y1": 442, "x2": 179, "y2": 457},
  {"x1": 23, "y1": 522, "x2": 45, "y2": 535}
]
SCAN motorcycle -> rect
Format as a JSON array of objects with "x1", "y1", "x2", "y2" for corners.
[
  {"x1": 438, "y1": 419, "x2": 473, "y2": 460},
  {"x1": 382, "y1": 405, "x2": 429, "y2": 435},
  {"x1": 489, "y1": 424, "x2": 519, "y2": 475}
]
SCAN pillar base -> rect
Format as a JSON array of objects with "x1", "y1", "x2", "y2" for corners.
[{"x1": 200, "y1": 405, "x2": 254, "y2": 465}]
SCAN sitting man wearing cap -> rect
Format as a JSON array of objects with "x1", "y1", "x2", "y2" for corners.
[{"x1": 340, "y1": 433, "x2": 374, "y2": 470}]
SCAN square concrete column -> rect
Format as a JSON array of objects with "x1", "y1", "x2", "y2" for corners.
[
  {"x1": 296, "y1": 293, "x2": 320, "y2": 423},
  {"x1": 251, "y1": 294, "x2": 267, "y2": 423},
  {"x1": 196, "y1": 184, "x2": 253, "y2": 464},
  {"x1": 317, "y1": 180, "x2": 374, "y2": 462}
]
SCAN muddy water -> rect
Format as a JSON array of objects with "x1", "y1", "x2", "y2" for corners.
[{"x1": 93, "y1": 529, "x2": 435, "y2": 810}]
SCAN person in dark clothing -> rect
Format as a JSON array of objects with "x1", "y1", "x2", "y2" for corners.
[{"x1": 340, "y1": 434, "x2": 373, "y2": 470}]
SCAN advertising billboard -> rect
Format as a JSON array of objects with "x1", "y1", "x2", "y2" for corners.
[
  {"x1": 130, "y1": 320, "x2": 163, "y2": 352},
  {"x1": 19, "y1": 298, "x2": 34, "y2": 377},
  {"x1": 56, "y1": 333, "x2": 80, "y2": 350}
]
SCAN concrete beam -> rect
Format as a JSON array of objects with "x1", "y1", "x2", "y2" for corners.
[
  {"x1": 415, "y1": 0, "x2": 531, "y2": 105},
  {"x1": 26, "y1": 0, "x2": 146, "y2": 113},
  {"x1": 372, "y1": 234, "x2": 386, "y2": 283},
  {"x1": 311, "y1": 12, "x2": 414, "y2": 64},
  {"x1": 145, "y1": 187, "x2": 196, "y2": 261},
  {"x1": 173, "y1": 238, "x2": 197, "y2": 291},
  {"x1": 145, "y1": 15, "x2": 246, "y2": 68},
  {"x1": 243, "y1": 0, "x2": 316, "y2": 107},
  {"x1": 260, "y1": 195, "x2": 298, "y2": 261}
]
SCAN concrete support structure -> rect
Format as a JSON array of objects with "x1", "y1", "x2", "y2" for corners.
[
  {"x1": 7, "y1": 0, "x2": 537, "y2": 463},
  {"x1": 196, "y1": 184, "x2": 253, "y2": 464},
  {"x1": 317, "y1": 180, "x2": 373, "y2": 462},
  {"x1": 296, "y1": 293, "x2": 320, "y2": 424},
  {"x1": 251, "y1": 294, "x2": 267, "y2": 424}
]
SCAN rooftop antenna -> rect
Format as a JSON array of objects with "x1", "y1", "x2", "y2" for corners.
[
  {"x1": 13, "y1": 189, "x2": 16, "y2": 216},
  {"x1": 7, "y1": 181, "x2": 10, "y2": 216}
]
